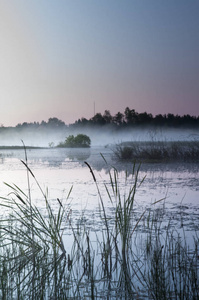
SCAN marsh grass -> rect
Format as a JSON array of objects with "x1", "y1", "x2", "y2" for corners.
[
  {"x1": 114, "y1": 141, "x2": 199, "y2": 162},
  {"x1": 0, "y1": 150, "x2": 198, "y2": 299},
  {"x1": 142, "y1": 209, "x2": 199, "y2": 300}
]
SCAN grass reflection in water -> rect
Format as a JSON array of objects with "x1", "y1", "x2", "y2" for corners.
[{"x1": 0, "y1": 152, "x2": 198, "y2": 299}]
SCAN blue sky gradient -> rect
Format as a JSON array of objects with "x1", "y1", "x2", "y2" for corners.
[{"x1": 0, "y1": 0, "x2": 198, "y2": 126}]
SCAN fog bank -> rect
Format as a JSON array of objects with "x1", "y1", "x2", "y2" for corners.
[{"x1": 0, "y1": 126, "x2": 198, "y2": 147}]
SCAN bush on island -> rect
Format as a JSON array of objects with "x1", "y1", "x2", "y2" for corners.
[{"x1": 58, "y1": 134, "x2": 91, "y2": 148}]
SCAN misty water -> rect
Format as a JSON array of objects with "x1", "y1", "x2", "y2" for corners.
[
  {"x1": 0, "y1": 142, "x2": 199, "y2": 298},
  {"x1": 0, "y1": 145, "x2": 199, "y2": 250}
]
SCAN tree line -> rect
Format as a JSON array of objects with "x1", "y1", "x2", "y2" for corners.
[{"x1": 13, "y1": 108, "x2": 199, "y2": 129}]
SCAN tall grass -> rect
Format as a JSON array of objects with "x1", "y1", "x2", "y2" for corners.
[
  {"x1": 113, "y1": 141, "x2": 199, "y2": 162},
  {"x1": 143, "y1": 209, "x2": 199, "y2": 299},
  {"x1": 0, "y1": 144, "x2": 71, "y2": 299},
  {"x1": 0, "y1": 150, "x2": 198, "y2": 299}
]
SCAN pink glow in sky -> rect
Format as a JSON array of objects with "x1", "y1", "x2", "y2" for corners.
[{"x1": 0, "y1": 0, "x2": 198, "y2": 126}]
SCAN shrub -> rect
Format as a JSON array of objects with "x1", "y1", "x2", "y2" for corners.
[{"x1": 58, "y1": 134, "x2": 91, "y2": 148}]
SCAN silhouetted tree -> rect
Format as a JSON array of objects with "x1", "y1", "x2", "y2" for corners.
[
  {"x1": 91, "y1": 113, "x2": 106, "y2": 125},
  {"x1": 41, "y1": 120, "x2": 47, "y2": 126},
  {"x1": 138, "y1": 112, "x2": 153, "y2": 125},
  {"x1": 79, "y1": 118, "x2": 89, "y2": 125},
  {"x1": 47, "y1": 118, "x2": 65, "y2": 127},
  {"x1": 124, "y1": 107, "x2": 138, "y2": 124},
  {"x1": 167, "y1": 113, "x2": 175, "y2": 126},
  {"x1": 154, "y1": 114, "x2": 166, "y2": 126},
  {"x1": 113, "y1": 112, "x2": 124, "y2": 125},
  {"x1": 12, "y1": 107, "x2": 199, "y2": 130},
  {"x1": 103, "y1": 110, "x2": 112, "y2": 124}
]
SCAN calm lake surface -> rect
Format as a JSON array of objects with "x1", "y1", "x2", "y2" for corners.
[{"x1": 0, "y1": 146, "x2": 199, "y2": 246}]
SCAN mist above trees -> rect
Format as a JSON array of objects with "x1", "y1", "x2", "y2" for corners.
[{"x1": 0, "y1": 108, "x2": 198, "y2": 147}]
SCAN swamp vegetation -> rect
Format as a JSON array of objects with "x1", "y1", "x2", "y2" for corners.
[
  {"x1": 113, "y1": 141, "x2": 199, "y2": 163},
  {"x1": 0, "y1": 143, "x2": 198, "y2": 299},
  {"x1": 57, "y1": 134, "x2": 91, "y2": 148}
]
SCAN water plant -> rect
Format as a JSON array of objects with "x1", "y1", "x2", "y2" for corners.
[
  {"x1": 113, "y1": 140, "x2": 199, "y2": 162},
  {"x1": 0, "y1": 148, "x2": 198, "y2": 299},
  {"x1": 0, "y1": 144, "x2": 71, "y2": 299}
]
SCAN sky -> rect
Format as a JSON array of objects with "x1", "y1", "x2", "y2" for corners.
[{"x1": 0, "y1": 0, "x2": 198, "y2": 126}]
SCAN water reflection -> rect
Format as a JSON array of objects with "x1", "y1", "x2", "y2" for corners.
[
  {"x1": 1, "y1": 147, "x2": 199, "y2": 173},
  {"x1": 0, "y1": 148, "x2": 91, "y2": 167},
  {"x1": 1, "y1": 148, "x2": 198, "y2": 299},
  {"x1": 0, "y1": 147, "x2": 198, "y2": 250}
]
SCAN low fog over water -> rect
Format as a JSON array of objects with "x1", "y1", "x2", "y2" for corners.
[
  {"x1": 0, "y1": 126, "x2": 198, "y2": 147},
  {"x1": 0, "y1": 146, "x2": 198, "y2": 235}
]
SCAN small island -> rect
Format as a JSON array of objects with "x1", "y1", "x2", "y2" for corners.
[{"x1": 57, "y1": 134, "x2": 91, "y2": 148}]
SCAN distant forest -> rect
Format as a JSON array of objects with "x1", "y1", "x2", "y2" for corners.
[{"x1": 10, "y1": 107, "x2": 199, "y2": 129}]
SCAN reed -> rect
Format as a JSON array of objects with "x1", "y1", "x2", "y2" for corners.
[
  {"x1": 0, "y1": 150, "x2": 198, "y2": 299},
  {"x1": 142, "y1": 208, "x2": 199, "y2": 299},
  {"x1": 0, "y1": 144, "x2": 71, "y2": 299},
  {"x1": 113, "y1": 140, "x2": 199, "y2": 162}
]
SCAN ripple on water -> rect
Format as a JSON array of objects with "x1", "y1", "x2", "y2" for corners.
[{"x1": 0, "y1": 148, "x2": 198, "y2": 245}]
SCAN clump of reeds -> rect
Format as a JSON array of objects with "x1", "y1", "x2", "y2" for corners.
[
  {"x1": 0, "y1": 144, "x2": 71, "y2": 299},
  {"x1": 141, "y1": 208, "x2": 199, "y2": 300},
  {"x1": 0, "y1": 147, "x2": 198, "y2": 299},
  {"x1": 113, "y1": 140, "x2": 199, "y2": 162}
]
